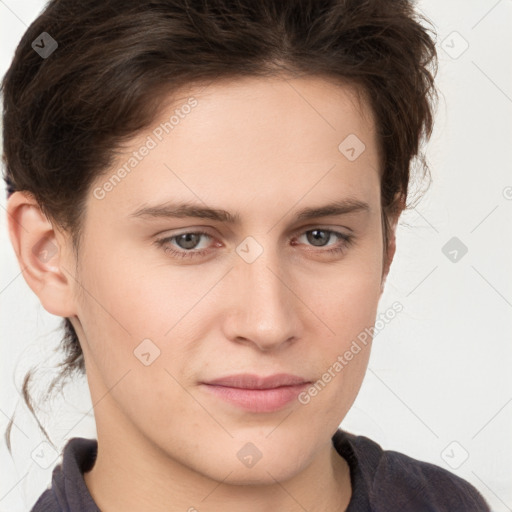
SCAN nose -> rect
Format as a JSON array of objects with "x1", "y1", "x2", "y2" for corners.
[{"x1": 222, "y1": 247, "x2": 302, "y2": 352}]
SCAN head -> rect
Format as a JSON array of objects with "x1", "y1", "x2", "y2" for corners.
[{"x1": 3, "y1": 0, "x2": 437, "y2": 483}]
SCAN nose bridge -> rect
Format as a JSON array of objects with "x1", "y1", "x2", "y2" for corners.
[{"x1": 229, "y1": 235, "x2": 299, "y2": 350}]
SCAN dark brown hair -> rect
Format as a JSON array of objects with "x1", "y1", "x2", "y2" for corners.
[{"x1": 2, "y1": 0, "x2": 438, "y2": 451}]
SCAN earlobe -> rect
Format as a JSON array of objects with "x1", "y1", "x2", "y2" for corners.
[{"x1": 6, "y1": 191, "x2": 78, "y2": 318}]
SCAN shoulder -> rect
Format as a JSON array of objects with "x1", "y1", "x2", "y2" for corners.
[
  {"x1": 332, "y1": 429, "x2": 491, "y2": 512},
  {"x1": 31, "y1": 489, "x2": 61, "y2": 512},
  {"x1": 30, "y1": 437, "x2": 99, "y2": 512}
]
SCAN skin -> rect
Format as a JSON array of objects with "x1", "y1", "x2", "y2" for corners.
[{"x1": 8, "y1": 75, "x2": 399, "y2": 512}]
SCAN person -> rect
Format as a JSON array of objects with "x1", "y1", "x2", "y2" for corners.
[{"x1": 2, "y1": 0, "x2": 492, "y2": 510}]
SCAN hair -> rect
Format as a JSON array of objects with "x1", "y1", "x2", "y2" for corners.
[{"x1": 2, "y1": 0, "x2": 438, "y2": 452}]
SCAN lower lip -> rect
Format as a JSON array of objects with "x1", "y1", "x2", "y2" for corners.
[{"x1": 200, "y1": 383, "x2": 310, "y2": 413}]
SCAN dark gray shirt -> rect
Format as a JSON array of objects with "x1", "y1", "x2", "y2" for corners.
[{"x1": 31, "y1": 429, "x2": 491, "y2": 511}]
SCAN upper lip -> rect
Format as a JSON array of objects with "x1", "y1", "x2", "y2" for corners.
[{"x1": 203, "y1": 373, "x2": 310, "y2": 389}]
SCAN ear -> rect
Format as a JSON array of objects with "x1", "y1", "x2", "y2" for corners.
[
  {"x1": 6, "y1": 191, "x2": 79, "y2": 318},
  {"x1": 380, "y1": 211, "x2": 400, "y2": 295}
]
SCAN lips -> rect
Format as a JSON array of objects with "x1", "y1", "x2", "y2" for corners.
[
  {"x1": 205, "y1": 373, "x2": 309, "y2": 389},
  {"x1": 200, "y1": 373, "x2": 311, "y2": 413}
]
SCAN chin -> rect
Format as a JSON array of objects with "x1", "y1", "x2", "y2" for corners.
[
  {"x1": 192, "y1": 443, "x2": 310, "y2": 486},
  {"x1": 213, "y1": 464, "x2": 302, "y2": 486}
]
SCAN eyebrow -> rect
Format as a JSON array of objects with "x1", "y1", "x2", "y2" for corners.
[{"x1": 129, "y1": 197, "x2": 370, "y2": 224}]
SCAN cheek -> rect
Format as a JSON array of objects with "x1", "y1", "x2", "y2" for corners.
[
  {"x1": 77, "y1": 246, "x2": 176, "y2": 333},
  {"x1": 298, "y1": 247, "x2": 383, "y2": 403},
  {"x1": 74, "y1": 245, "x2": 213, "y2": 410},
  {"x1": 305, "y1": 252, "x2": 383, "y2": 340},
  {"x1": 73, "y1": 253, "x2": 198, "y2": 424},
  {"x1": 72, "y1": 248, "x2": 170, "y2": 375}
]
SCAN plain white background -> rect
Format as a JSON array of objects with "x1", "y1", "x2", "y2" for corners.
[{"x1": 0, "y1": 0, "x2": 511, "y2": 510}]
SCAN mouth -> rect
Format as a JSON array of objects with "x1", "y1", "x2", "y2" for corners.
[{"x1": 200, "y1": 373, "x2": 311, "y2": 413}]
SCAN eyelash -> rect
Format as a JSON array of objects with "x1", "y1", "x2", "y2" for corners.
[{"x1": 154, "y1": 228, "x2": 354, "y2": 260}]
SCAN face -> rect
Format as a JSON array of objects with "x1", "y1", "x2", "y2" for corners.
[{"x1": 61, "y1": 76, "x2": 391, "y2": 483}]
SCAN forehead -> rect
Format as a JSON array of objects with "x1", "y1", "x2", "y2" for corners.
[
  {"x1": 157, "y1": 74, "x2": 376, "y2": 145},
  {"x1": 88, "y1": 75, "x2": 381, "y2": 224}
]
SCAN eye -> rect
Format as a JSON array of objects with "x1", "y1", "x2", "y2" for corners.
[
  {"x1": 154, "y1": 228, "x2": 354, "y2": 259},
  {"x1": 155, "y1": 230, "x2": 214, "y2": 259},
  {"x1": 293, "y1": 228, "x2": 354, "y2": 256}
]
